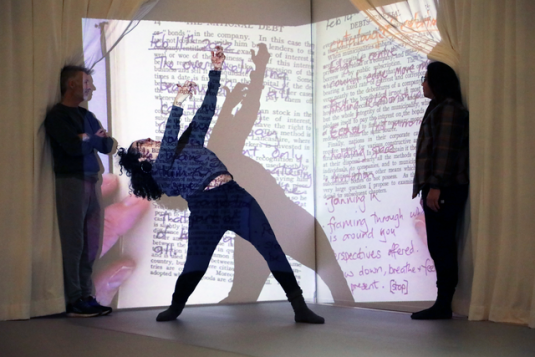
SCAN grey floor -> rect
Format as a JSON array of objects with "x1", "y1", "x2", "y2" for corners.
[{"x1": 1, "y1": 302, "x2": 534, "y2": 357}]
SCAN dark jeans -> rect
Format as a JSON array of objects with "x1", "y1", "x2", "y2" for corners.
[
  {"x1": 422, "y1": 184, "x2": 468, "y2": 297},
  {"x1": 171, "y1": 180, "x2": 297, "y2": 305},
  {"x1": 55, "y1": 176, "x2": 101, "y2": 304}
]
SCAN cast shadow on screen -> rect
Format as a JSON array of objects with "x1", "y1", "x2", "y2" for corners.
[{"x1": 204, "y1": 43, "x2": 353, "y2": 304}]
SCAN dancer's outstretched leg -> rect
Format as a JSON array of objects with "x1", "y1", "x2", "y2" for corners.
[
  {"x1": 157, "y1": 271, "x2": 206, "y2": 321},
  {"x1": 157, "y1": 200, "x2": 224, "y2": 322},
  {"x1": 229, "y1": 183, "x2": 324, "y2": 323}
]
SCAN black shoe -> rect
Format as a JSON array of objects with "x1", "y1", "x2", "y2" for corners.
[
  {"x1": 411, "y1": 306, "x2": 452, "y2": 320},
  {"x1": 289, "y1": 295, "x2": 325, "y2": 324},
  {"x1": 66, "y1": 298, "x2": 101, "y2": 317},
  {"x1": 271, "y1": 271, "x2": 325, "y2": 324},
  {"x1": 156, "y1": 305, "x2": 185, "y2": 322},
  {"x1": 84, "y1": 296, "x2": 113, "y2": 316}
]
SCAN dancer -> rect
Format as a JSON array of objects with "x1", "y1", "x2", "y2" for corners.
[
  {"x1": 412, "y1": 61, "x2": 469, "y2": 320},
  {"x1": 117, "y1": 47, "x2": 324, "y2": 324}
]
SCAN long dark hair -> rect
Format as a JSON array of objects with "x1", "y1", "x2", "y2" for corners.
[
  {"x1": 427, "y1": 62, "x2": 462, "y2": 104},
  {"x1": 117, "y1": 144, "x2": 162, "y2": 201}
]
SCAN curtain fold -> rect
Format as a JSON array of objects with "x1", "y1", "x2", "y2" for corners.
[
  {"x1": 453, "y1": 0, "x2": 535, "y2": 327},
  {"x1": 0, "y1": 0, "x2": 36, "y2": 321},
  {"x1": 426, "y1": 0, "x2": 460, "y2": 73},
  {"x1": 350, "y1": 0, "x2": 441, "y2": 57},
  {"x1": 84, "y1": 0, "x2": 158, "y2": 69},
  {"x1": 0, "y1": 0, "x2": 157, "y2": 321}
]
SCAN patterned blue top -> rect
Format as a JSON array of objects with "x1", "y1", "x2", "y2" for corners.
[{"x1": 152, "y1": 71, "x2": 229, "y2": 200}]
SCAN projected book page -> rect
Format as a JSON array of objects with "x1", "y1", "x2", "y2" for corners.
[
  {"x1": 106, "y1": 20, "x2": 316, "y2": 308},
  {"x1": 314, "y1": 9, "x2": 440, "y2": 302}
]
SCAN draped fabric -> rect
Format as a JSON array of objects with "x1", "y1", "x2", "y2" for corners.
[
  {"x1": 0, "y1": 0, "x2": 158, "y2": 321},
  {"x1": 350, "y1": 0, "x2": 535, "y2": 327},
  {"x1": 350, "y1": 1, "x2": 441, "y2": 59},
  {"x1": 83, "y1": 5, "x2": 157, "y2": 70},
  {"x1": 448, "y1": 0, "x2": 535, "y2": 328}
]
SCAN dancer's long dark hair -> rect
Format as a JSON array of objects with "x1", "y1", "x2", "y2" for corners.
[
  {"x1": 117, "y1": 144, "x2": 162, "y2": 201},
  {"x1": 427, "y1": 62, "x2": 462, "y2": 104}
]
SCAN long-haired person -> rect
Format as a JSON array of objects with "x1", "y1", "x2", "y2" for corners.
[
  {"x1": 412, "y1": 61, "x2": 469, "y2": 319},
  {"x1": 117, "y1": 47, "x2": 324, "y2": 324}
]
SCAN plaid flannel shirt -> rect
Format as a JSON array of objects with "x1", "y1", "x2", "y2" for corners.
[{"x1": 412, "y1": 98, "x2": 469, "y2": 198}]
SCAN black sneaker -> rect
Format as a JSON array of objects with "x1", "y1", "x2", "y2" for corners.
[
  {"x1": 84, "y1": 296, "x2": 113, "y2": 316},
  {"x1": 66, "y1": 298, "x2": 101, "y2": 317}
]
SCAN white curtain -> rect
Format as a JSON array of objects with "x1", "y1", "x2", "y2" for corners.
[
  {"x1": 0, "y1": 0, "x2": 158, "y2": 321},
  {"x1": 444, "y1": 0, "x2": 535, "y2": 327},
  {"x1": 350, "y1": 0, "x2": 535, "y2": 327}
]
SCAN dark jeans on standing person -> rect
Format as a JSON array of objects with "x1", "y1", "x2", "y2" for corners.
[
  {"x1": 55, "y1": 176, "x2": 101, "y2": 304},
  {"x1": 170, "y1": 180, "x2": 299, "y2": 306},
  {"x1": 422, "y1": 184, "x2": 469, "y2": 304}
]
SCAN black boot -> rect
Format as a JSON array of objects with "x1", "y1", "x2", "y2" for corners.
[
  {"x1": 156, "y1": 271, "x2": 205, "y2": 322},
  {"x1": 410, "y1": 303, "x2": 452, "y2": 320},
  {"x1": 272, "y1": 271, "x2": 325, "y2": 324},
  {"x1": 411, "y1": 289, "x2": 453, "y2": 320},
  {"x1": 156, "y1": 304, "x2": 185, "y2": 321},
  {"x1": 288, "y1": 290, "x2": 325, "y2": 324}
]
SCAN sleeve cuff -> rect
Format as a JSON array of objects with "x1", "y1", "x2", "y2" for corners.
[
  {"x1": 208, "y1": 70, "x2": 222, "y2": 80},
  {"x1": 427, "y1": 176, "x2": 441, "y2": 189},
  {"x1": 171, "y1": 105, "x2": 184, "y2": 114},
  {"x1": 88, "y1": 135, "x2": 99, "y2": 147}
]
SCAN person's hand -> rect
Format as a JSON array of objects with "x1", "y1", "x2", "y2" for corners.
[
  {"x1": 426, "y1": 188, "x2": 441, "y2": 212},
  {"x1": 251, "y1": 43, "x2": 270, "y2": 67},
  {"x1": 93, "y1": 173, "x2": 151, "y2": 305},
  {"x1": 95, "y1": 128, "x2": 108, "y2": 138},
  {"x1": 174, "y1": 80, "x2": 197, "y2": 106},
  {"x1": 211, "y1": 45, "x2": 225, "y2": 71}
]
